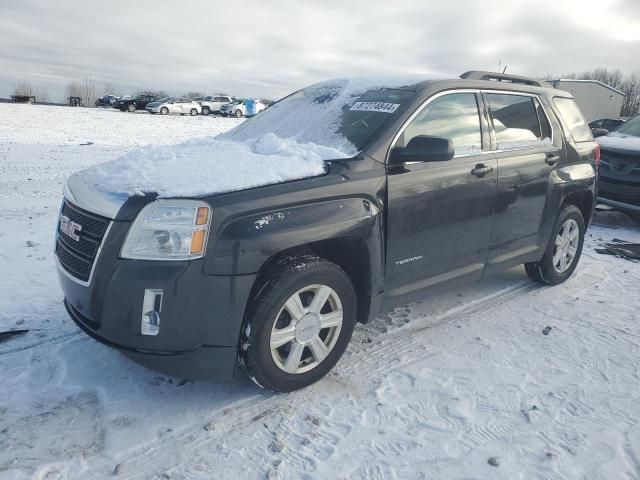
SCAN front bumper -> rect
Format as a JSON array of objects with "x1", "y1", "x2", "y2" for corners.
[
  {"x1": 57, "y1": 219, "x2": 257, "y2": 379},
  {"x1": 598, "y1": 177, "x2": 640, "y2": 213}
]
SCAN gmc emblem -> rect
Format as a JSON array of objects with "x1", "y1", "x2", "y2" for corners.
[{"x1": 59, "y1": 215, "x2": 82, "y2": 241}]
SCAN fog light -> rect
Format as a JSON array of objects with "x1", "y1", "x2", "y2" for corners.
[{"x1": 142, "y1": 289, "x2": 163, "y2": 336}]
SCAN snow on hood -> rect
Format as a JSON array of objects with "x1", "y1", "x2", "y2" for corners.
[
  {"x1": 596, "y1": 132, "x2": 640, "y2": 151},
  {"x1": 75, "y1": 133, "x2": 345, "y2": 198}
]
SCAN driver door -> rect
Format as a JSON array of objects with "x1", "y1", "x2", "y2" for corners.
[{"x1": 385, "y1": 91, "x2": 497, "y2": 300}]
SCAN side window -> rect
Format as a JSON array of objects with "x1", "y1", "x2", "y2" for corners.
[
  {"x1": 553, "y1": 97, "x2": 593, "y2": 142},
  {"x1": 399, "y1": 93, "x2": 482, "y2": 156},
  {"x1": 214, "y1": 97, "x2": 225, "y2": 102},
  {"x1": 486, "y1": 93, "x2": 549, "y2": 149}
]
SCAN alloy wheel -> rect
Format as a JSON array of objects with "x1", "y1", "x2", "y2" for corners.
[
  {"x1": 553, "y1": 218, "x2": 579, "y2": 273},
  {"x1": 270, "y1": 284, "x2": 343, "y2": 374}
]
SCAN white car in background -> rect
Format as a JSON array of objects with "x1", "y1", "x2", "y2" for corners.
[
  {"x1": 220, "y1": 99, "x2": 266, "y2": 117},
  {"x1": 198, "y1": 95, "x2": 234, "y2": 115},
  {"x1": 146, "y1": 98, "x2": 201, "y2": 116}
]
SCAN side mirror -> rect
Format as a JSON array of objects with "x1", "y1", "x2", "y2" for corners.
[
  {"x1": 393, "y1": 135, "x2": 455, "y2": 163},
  {"x1": 592, "y1": 128, "x2": 609, "y2": 138}
]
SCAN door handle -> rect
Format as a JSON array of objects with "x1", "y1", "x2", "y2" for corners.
[
  {"x1": 545, "y1": 153, "x2": 561, "y2": 166},
  {"x1": 471, "y1": 163, "x2": 493, "y2": 178}
]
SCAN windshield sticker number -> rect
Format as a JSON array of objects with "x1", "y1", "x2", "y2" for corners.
[{"x1": 350, "y1": 102, "x2": 400, "y2": 113}]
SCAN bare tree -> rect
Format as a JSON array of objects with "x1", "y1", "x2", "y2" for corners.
[
  {"x1": 34, "y1": 86, "x2": 49, "y2": 103},
  {"x1": 137, "y1": 88, "x2": 170, "y2": 98},
  {"x1": 184, "y1": 91, "x2": 205, "y2": 99},
  {"x1": 80, "y1": 77, "x2": 98, "y2": 107},
  {"x1": 65, "y1": 80, "x2": 82, "y2": 101},
  {"x1": 13, "y1": 80, "x2": 34, "y2": 97}
]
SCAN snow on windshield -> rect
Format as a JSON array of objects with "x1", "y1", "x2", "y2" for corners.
[
  {"x1": 74, "y1": 133, "x2": 338, "y2": 198},
  {"x1": 221, "y1": 77, "x2": 432, "y2": 156}
]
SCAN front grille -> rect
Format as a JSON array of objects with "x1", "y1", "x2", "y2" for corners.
[{"x1": 56, "y1": 200, "x2": 110, "y2": 282}]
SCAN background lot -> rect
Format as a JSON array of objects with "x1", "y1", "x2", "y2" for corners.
[{"x1": 1, "y1": 104, "x2": 640, "y2": 479}]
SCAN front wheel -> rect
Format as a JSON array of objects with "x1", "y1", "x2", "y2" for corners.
[
  {"x1": 525, "y1": 204, "x2": 585, "y2": 285},
  {"x1": 240, "y1": 256, "x2": 357, "y2": 392},
  {"x1": 160, "y1": 107, "x2": 168, "y2": 115},
  {"x1": 202, "y1": 106, "x2": 210, "y2": 115},
  {"x1": 127, "y1": 104, "x2": 136, "y2": 112},
  {"x1": 234, "y1": 109, "x2": 243, "y2": 118}
]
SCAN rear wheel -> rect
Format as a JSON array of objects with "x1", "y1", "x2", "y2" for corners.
[
  {"x1": 190, "y1": 108, "x2": 198, "y2": 116},
  {"x1": 525, "y1": 204, "x2": 585, "y2": 285},
  {"x1": 160, "y1": 107, "x2": 168, "y2": 115},
  {"x1": 240, "y1": 256, "x2": 357, "y2": 392}
]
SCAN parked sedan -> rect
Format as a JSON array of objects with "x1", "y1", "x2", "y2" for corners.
[
  {"x1": 115, "y1": 94, "x2": 159, "y2": 112},
  {"x1": 589, "y1": 117, "x2": 627, "y2": 136},
  {"x1": 146, "y1": 98, "x2": 201, "y2": 116},
  {"x1": 220, "y1": 99, "x2": 266, "y2": 117}
]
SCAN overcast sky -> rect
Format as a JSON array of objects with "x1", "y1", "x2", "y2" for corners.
[{"x1": 1, "y1": 0, "x2": 638, "y2": 101}]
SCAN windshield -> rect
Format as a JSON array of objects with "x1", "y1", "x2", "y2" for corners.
[
  {"x1": 221, "y1": 78, "x2": 422, "y2": 155},
  {"x1": 615, "y1": 116, "x2": 640, "y2": 137}
]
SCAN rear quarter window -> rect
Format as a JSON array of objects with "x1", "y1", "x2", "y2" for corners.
[{"x1": 553, "y1": 97, "x2": 593, "y2": 143}]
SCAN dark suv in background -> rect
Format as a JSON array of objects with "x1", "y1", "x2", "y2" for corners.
[
  {"x1": 596, "y1": 115, "x2": 640, "y2": 222},
  {"x1": 115, "y1": 94, "x2": 159, "y2": 112},
  {"x1": 56, "y1": 71, "x2": 599, "y2": 392}
]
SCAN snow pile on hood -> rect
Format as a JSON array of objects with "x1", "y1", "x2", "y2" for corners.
[
  {"x1": 75, "y1": 133, "x2": 344, "y2": 197},
  {"x1": 222, "y1": 76, "x2": 441, "y2": 156},
  {"x1": 597, "y1": 132, "x2": 640, "y2": 151}
]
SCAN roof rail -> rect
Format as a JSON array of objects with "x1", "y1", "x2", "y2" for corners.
[{"x1": 460, "y1": 71, "x2": 551, "y2": 88}]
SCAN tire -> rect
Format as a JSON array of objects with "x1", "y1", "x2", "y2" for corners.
[
  {"x1": 202, "y1": 106, "x2": 210, "y2": 115},
  {"x1": 190, "y1": 108, "x2": 198, "y2": 116},
  {"x1": 234, "y1": 109, "x2": 243, "y2": 118},
  {"x1": 240, "y1": 255, "x2": 357, "y2": 392},
  {"x1": 127, "y1": 104, "x2": 136, "y2": 112},
  {"x1": 160, "y1": 107, "x2": 168, "y2": 115},
  {"x1": 524, "y1": 204, "x2": 585, "y2": 285}
]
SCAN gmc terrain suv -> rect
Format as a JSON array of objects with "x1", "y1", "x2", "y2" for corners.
[{"x1": 56, "y1": 71, "x2": 599, "y2": 392}]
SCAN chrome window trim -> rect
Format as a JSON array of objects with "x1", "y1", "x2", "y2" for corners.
[
  {"x1": 55, "y1": 220, "x2": 113, "y2": 287},
  {"x1": 387, "y1": 88, "x2": 558, "y2": 164},
  {"x1": 386, "y1": 89, "x2": 484, "y2": 163},
  {"x1": 483, "y1": 89, "x2": 555, "y2": 148}
]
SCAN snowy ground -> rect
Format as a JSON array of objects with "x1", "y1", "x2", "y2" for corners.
[{"x1": 1, "y1": 103, "x2": 639, "y2": 480}]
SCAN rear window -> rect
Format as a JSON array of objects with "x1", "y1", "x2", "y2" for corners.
[{"x1": 553, "y1": 97, "x2": 592, "y2": 142}]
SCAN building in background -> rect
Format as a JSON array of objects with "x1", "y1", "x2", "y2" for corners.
[
  {"x1": 548, "y1": 79, "x2": 625, "y2": 122},
  {"x1": 10, "y1": 95, "x2": 36, "y2": 104}
]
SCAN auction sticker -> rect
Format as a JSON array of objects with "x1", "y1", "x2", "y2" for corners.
[{"x1": 350, "y1": 102, "x2": 400, "y2": 113}]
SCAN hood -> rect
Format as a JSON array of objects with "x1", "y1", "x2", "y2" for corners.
[
  {"x1": 597, "y1": 132, "x2": 640, "y2": 154},
  {"x1": 67, "y1": 133, "x2": 348, "y2": 212}
]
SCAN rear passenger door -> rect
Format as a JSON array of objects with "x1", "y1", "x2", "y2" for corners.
[
  {"x1": 385, "y1": 91, "x2": 497, "y2": 299},
  {"x1": 484, "y1": 92, "x2": 562, "y2": 272}
]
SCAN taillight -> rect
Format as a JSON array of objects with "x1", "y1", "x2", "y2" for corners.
[{"x1": 594, "y1": 144, "x2": 601, "y2": 168}]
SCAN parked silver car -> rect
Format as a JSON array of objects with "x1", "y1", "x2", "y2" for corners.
[{"x1": 146, "y1": 98, "x2": 202, "y2": 116}]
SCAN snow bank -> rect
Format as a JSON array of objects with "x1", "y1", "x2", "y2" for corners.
[
  {"x1": 75, "y1": 133, "x2": 342, "y2": 197},
  {"x1": 597, "y1": 132, "x2": 640, "y2": 151}
]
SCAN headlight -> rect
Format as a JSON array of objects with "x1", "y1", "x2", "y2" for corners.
[{"x1": 121, "y1": 200, "x2": 211, "y2": 260}]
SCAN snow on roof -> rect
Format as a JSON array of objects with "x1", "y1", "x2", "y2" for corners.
[{"x1": 74, "y1": 133, "x2": 342, "y2": 198}]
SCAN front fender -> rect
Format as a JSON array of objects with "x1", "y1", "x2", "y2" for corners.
[{"x1": 204, "y1": 197, "x2": 381, "y2": 275}]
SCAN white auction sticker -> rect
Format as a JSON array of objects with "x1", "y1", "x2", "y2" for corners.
[{"x1": 349, "y1": 102, "x2": 400, "y2": 113}]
